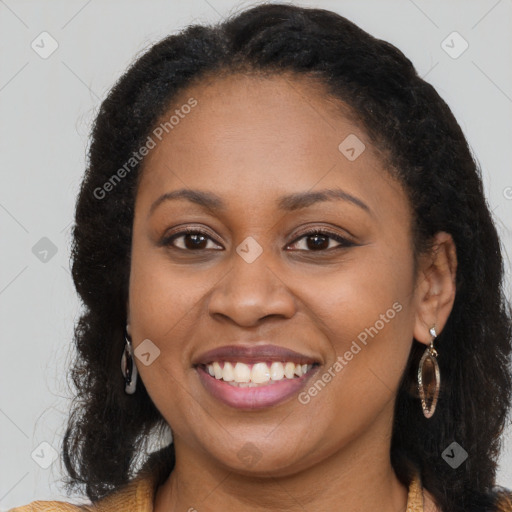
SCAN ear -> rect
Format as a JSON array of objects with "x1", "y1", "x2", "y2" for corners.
[{"x1": 413, "y1": 231, "x2": 457, "y2": 345}]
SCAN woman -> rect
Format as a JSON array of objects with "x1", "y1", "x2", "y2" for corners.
[{"x1": 10, "y1": 3, "x2": 512, "y2": 511}]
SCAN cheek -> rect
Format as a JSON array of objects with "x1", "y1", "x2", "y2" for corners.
[
  {"x1": 127, "y1": 240, "x2": 198, "y2": 387},
  {"x1": 300, "y1": 239, "x2": 414, "y2": 347},
  {"x1": 129, "y1": 240, "x2": 212, "y2": 339},
  {"x1": 295, "y1": 238, "x2": 416, "y2": 413},
  {"x1": 127, "y1": 236, "x2": 232, "y2": 406},
  {"x1": 127, "y1": 250, "x2": 198, "y2": 419}
]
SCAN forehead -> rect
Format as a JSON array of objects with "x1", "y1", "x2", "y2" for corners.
[
  {"x1": 136, "y1": 73, "x2": 405, "y2": 219},
  {"x1": 147, "y1": 72, "x2": 366, "y2": 161}
]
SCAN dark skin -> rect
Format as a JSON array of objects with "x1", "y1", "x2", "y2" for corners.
[{"x1": 126, "y1": 74, "x2": 457, "y2": 511}]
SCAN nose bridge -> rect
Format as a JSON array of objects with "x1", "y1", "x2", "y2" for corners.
[
  {"x1": 232, "y1": 241, "x2": 275, "y2": 292},
  {"x1": 208, "y1": 240, "x2": 296, "y2": 325}
]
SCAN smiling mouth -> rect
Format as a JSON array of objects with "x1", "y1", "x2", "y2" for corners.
[
  {"x1": 193, "y1": 344, "x2": 322, "y2": 409},
  {"x1": 196, "y1": 359, "x2": 322, "y2": 409},
  {"x1": 201, "y1": 360, "x2": 318, "y2": 387}
]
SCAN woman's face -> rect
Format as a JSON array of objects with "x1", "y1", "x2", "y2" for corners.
[{"x1": 128, "y1": 73, "x2": 424, "y2": 475}]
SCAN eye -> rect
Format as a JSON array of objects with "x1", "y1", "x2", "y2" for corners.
[
  {"x1": 287, "y1": 228, "x2": 356, "y2": 252},
  {"x1": 161, "y1": 228, "x2": 223, "y2": 251}
]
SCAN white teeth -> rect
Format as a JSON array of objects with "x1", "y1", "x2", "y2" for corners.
[
  {"x1": 213, "y1": 361, "x2": 223, "y2": 380},
  {"x1": 251, "y1": 362, "x2": 270, "y2": 384},
  {"x1": 270, "y1": 362, "x2": 284, "y2": 381},
  {"x1": 233, "y1": 362, "x2": 251, "y2": 382},
  {"x1": 223, "y1": 362, "x2": 234, "y2": 381},
  {"x1": 205, "y1": 361, "x2": 315, "y2": 384},
  {"x1": 284, "y1": 362, "x2": 295, "y2": 379}
]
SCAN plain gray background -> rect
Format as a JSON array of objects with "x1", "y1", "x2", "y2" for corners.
[{"x1": 1, "y1": 0, "x2": 511, "y2": 508}]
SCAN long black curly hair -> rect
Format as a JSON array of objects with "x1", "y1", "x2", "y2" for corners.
[{"x1": 62, "y1": 3, "x2": 512, "y2": 511}]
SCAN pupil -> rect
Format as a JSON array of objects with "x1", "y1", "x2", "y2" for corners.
[
  {"x1": 186, "y1": 233, "x2": 206, "y2": 249},
  {"x1": 308, "y1": 234, "x2": 328, "y2": 250}
]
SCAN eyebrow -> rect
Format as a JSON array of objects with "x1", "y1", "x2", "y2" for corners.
[{"x1": 149, "y1": 187, "x2": 371, "y2": 217}]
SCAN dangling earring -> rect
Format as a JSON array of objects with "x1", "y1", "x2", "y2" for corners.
[
  {"x1": 121, "y1": 330, "x2": 138, "y2": 394},
  {"x1": 417, "y1": 326, "x2": 440, "y2": 418}
]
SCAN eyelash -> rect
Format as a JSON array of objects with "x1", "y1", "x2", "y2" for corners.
[{"x1": 161, "y1": 227, "x2": 356, "y2": 252}]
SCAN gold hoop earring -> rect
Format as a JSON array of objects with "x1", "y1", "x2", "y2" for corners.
[{"x1": 417, "y1": 326, "x2": 440, "y2": 419}]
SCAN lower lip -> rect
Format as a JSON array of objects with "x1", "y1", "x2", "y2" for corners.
[{"x1": 196, "y1": 365, "x2": 319, "y2": 409}]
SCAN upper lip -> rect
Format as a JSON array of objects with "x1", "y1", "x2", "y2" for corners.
[{"x1": 193, "y1": 344, "x2": 321, "y2": 366}]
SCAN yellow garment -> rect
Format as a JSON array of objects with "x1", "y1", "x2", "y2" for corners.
[
  {"x1": 7, "y1": 467, "x2": 160, "y2": 512},
  {"x1": 6, "y1": 470, "x2": 512, "y2": 511}
]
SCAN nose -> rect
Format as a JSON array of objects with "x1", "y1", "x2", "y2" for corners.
[{"x1": 207, "y1": 248, "x2": 297, "y2": 327}]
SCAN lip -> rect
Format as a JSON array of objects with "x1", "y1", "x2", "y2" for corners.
[
  {"x1": 196, "y1": 364, "x2": 320, "y2": 410},
  {"x1": 192, "y1": 344, "x2": 320, "y2": 366},
  {"x1": 193, "y1": 344, "x2": 322, "y2": 409}
]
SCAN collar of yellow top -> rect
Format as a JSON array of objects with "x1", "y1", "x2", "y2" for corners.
[{"x1": 88, "y1": 469, "x2": 424, "y2": 512}]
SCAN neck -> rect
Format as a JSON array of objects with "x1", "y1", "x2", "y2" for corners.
[{"x1": 154, "y1": 411, "x2": 409, "y2": 512}]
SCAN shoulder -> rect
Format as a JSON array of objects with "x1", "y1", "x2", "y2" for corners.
[
  {"x1": 422, "y1": 482, "x2": 512, "y2": 511},
  {"x1": 496, "y1": 489, "x2": 512, "y2": 512},
  {"x1": 7, "y1": 468, "x2": 161, "y2": 512},
  {"x1": 7, "y1": 491, "x2": 136, "y2": 512}
]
